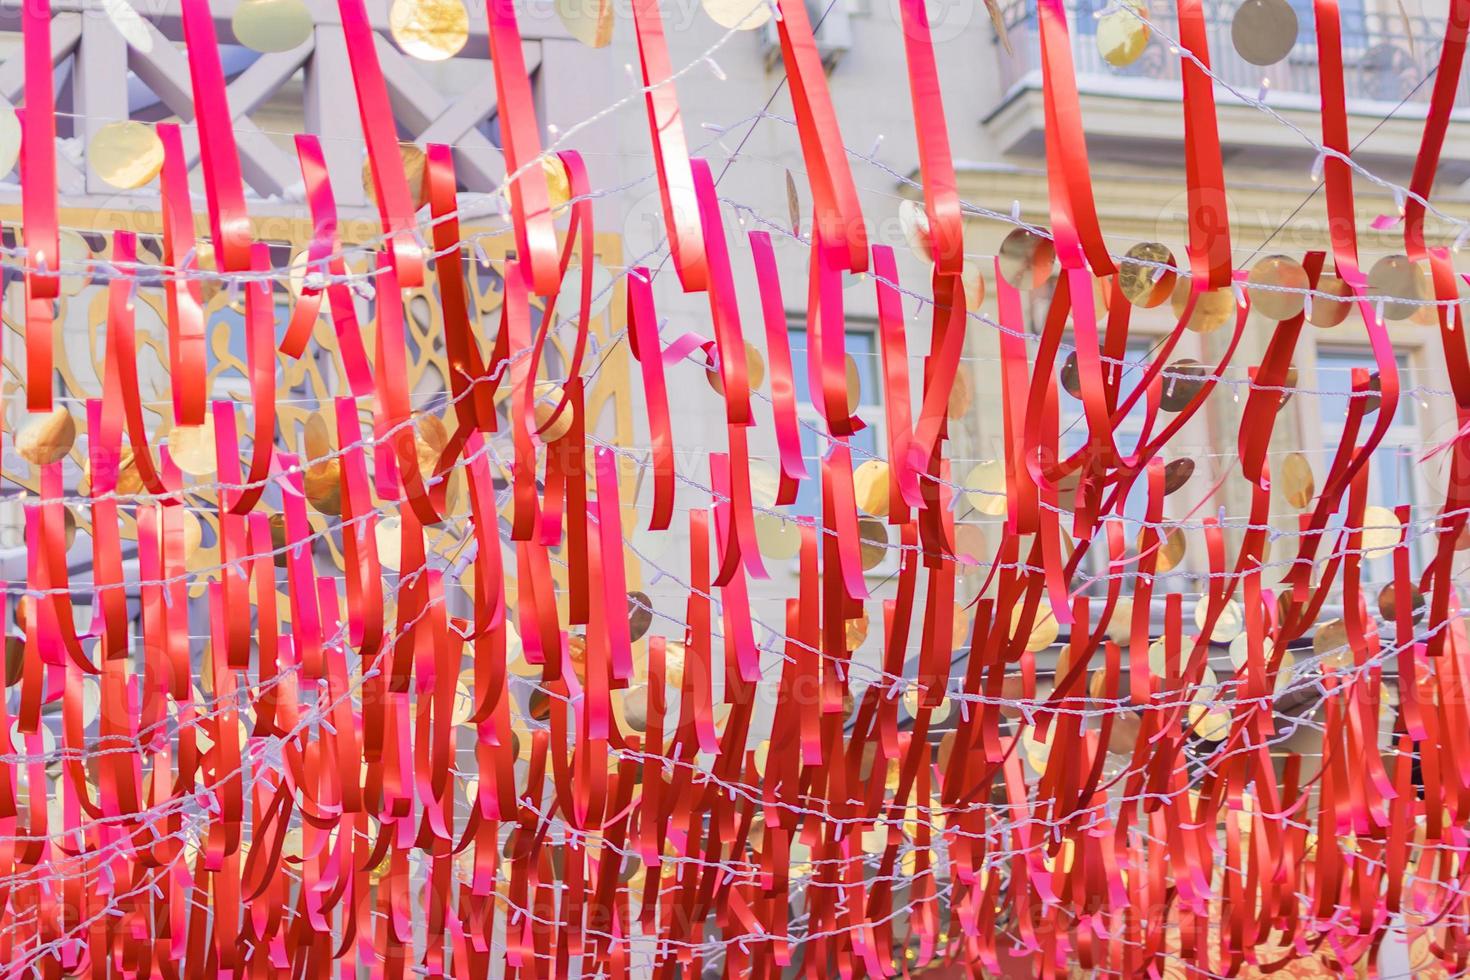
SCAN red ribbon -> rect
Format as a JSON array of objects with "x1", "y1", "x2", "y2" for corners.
[
  {"x1": 180, "y1": 0, "x2": 253, "y2": 274},
  {"x1": 20, "y1": 0, "x2": 58, "y2": 412},
  {"x1": 773, "y1": 0, "x2": 868, "y2": 272},
  {"x1": 1175, "y1": 0, "x2": 1233, "y2": 286},
  {"x1": 156, "y1": 123, "x2": 208, "y2": 426},
  {"x1": 337, "y1": 0, "x2": 425, "y2": 287},
  {"x1": 626, "y1": 268, "x2": 676, "y2": 531},
  {"x1": 630, "y1": 0, "x2": 708, "y2": 292},
  {"x1": 485, "y1": 0, "x2": 561, "y2": 296}
]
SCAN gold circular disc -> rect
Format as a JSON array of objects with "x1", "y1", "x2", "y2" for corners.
[
  {"x1": 1159, "y1": 359, "x2": 1207, "y2": 413},
  {"x1": 702, "y1": 0, "x2": 772, "y2": 30},
  {"x1": 1021, "y1": 724, "x2": 1055, "y2": 771},
  {"x1": 948, "y1": 367, "x2": 973, "y2": 419},
  {"x1": 844, "y1": 354, "x2": 862, "y2": 415},
  {"x1": 964, "y1": 460, "x2": 1008, "y2": 517},
  {"x1": 1060, "y1": 352, "x2": 1083, "y2": 399},
  {"x1": 753, "y1": 513, "x2": 801, "y2": 560},
  {"x1": 168, "y1": 416, "x2": 218, "y2": 476},
  {"x1": 1312, "y1": 617, "x2": 1350, "y2": 665},
  {"x1": 17, "y1": 408, "x2": 77, "y2": 466},
  {"x1": 899, "y1": 200, "x2": 933, "y2": 264},
  {"x1": 1360, "y1": 505, "x2": 1402, "y2": 559},
  {"x1": 58, "y1": 230, "x2": 93, "y2": 296},
  {"x1": 706, "y1": 340, "x2": 766, "y2": 396},
  {"x1": 147, "y1": 508, "x2": 204, "y2": 561},
  {"x1": 997, "y1": 228, "x2": 1056, "y2": 291},
  {"x1": 1103, "y1": 598, "x2": 1134, "y2": 645},
  {"x1": 858, "y1": 518, "x2": 888, "y2": 571},
  {"x1": 1118, "y1": 242, "x2": 1176, "y2": 308},
  {"x1": 363, "y1": 143, "x2": 428, "y2": 211},
  {"x1": 1163, "y1": 457, "x2": 1195, "y2": 495},
  {"x1": 747, "y1": 460, "x2": 781, "y2": 510},
  {"x1": 304, "y1": 461, "x2": 342, "y2": 516},
  {"x1": 853, "y1": 459, "x2": 890, "y2": 516},
  {"x1": 1378, "y1": 582, "x2": 1424, "y2": 622},
  {"x1": 1170, "y1": 278, "x2": 1236, "y2": 334},
  {"x1": 81, "y1": 674, "x2": 101, "y2": 727},
  {"x1": 556, "y1": 0, "x2": 613, "y2": 46},
  {"x1": 389, "y1": 0, "x2": 469, "y2": 60},
  {"x1": 1227, "y1": 632, "x2": 1273, "y2": 671},
  {"x1": 619, "y1": 686, "x2": 649, "y2": 733},
  {"x1": 1188, "y1": 703, "x2": 1231, "y2": 741},
  {"x1": 1232, "y1": 0, "x2": 1299, "y2": 66},
  {"x1": 1097, "y1": 0, "x2": 1150, "y2": 68},
  {"x1": 90, "y1": 121, "x2": 165, "y2": 190},
  {"x1": 1139, "y1": 524, "x2": 1186, "y2": 572},
  {"x1": 1278, "y1": 451, "x2": 1314, "y2": 510},
  {"x1": 232, "y1": 0, "x2": 314, "y2": 53},
  {"x1": 1308, "y1": 273, "x2": 1354, "y2": 328},
  {"x1": 541, "y1": 154, "x2": 572, "y2": 212},
  {"x1": 303, "y1": 410, "x2": 334, "y2": 462},
  {"x1": 627, "y1": 591, "x2": 654, "y2": 643},
  {"x1": 901, "y1": 685, "x2": 952, "y2": 724},
  {"x1": 662, "y1": 640, "x2": 687, "y2": 692},
  {"x1": 1366, "y1": 254, "x2": 1431, "y2": 321},
  {"x1": 1195, "y1": 597, "x2": 1243, "y2": 643},
  {"x1": 557, "y1": 260, "x2": 615, "y2": 319},
  {"x1": 375, "y1": 517, "x2": 404, "y2": 571},
  {"x1": 286, "y1": 249, "x2": 315, "y2": 299},
  {"x1": 1247, "y1": 254, "x2": 1309, "y2": 321},
  {"x1": 954, "y1": 523, "x2": 986, "y2": 564},
  {"x1": 963, "y1": 261, "x2": 987, "y2": 310},
  {"x1": 1012, "y1": 602, "x2": 1059, "y2": 653},
  {"x1": 532, "y1": 382, "x2": 575, "y2": 442}
]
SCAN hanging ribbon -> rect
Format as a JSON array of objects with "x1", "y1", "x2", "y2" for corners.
[
  {"x1": 485, "y1": 0, "x2": 562, "y2": 296},
  {"x1": 20, "y1": 0, "x2": 58, "y2": 412},
  {"x1": 337, "y1": 0, "x2": 425, "y2": 287},
  {"x1": 1175, "y1": 0, "x2": 1233, "y2": 286},
  {"x1": 773, "y1": 0, "x2": 869, "y2": 271},
  {"x1": 156, "y1": 123, "x2": 208, "y2": 426},
  {"x1": 180, "y1": 0, "x2": 253, "y2": 274}
]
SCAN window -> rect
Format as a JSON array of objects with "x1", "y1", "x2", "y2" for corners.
[
  {"x1": 788, "y1": 325, "x2": 883, "y2": 519},
  {"x1": 784, "y1": 324, "x2": 897, "y2": 575},
  {"x1": 1285, "y1": 0, "x2": 1368, "y2": 49},
  {"x1": 762, "y1": 0, "x2": 852, "y2": 71},
  {"x1": 1315, "y1": 349, "x2": 1422, "y2": 574},
  {"x1": 1057, "y1": 341, "x2": 1157, "y2": 595},
  {"x1": 1316, "y1": 350, "x2": 1417, "y2": 508},
  {"x1": 1074, "y1": 0, "x2": 1105, "y2": 36}
]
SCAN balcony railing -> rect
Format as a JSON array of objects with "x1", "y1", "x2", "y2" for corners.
[{"x1": 992, "y1": 0, "x2": 1470, "y2": 114}]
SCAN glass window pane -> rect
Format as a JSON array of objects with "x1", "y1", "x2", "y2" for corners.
[
  {"x1": 789, "y1": 326, "x2": 882, "y2": 408},
  {"x1": 1316, "y1": 350, "x2": 1412, "y2": 428},
  {"x1": 790, "y1": 426, "x2": 879, "y2": 517}
]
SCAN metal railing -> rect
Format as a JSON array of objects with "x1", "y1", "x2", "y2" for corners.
[{"x1": 992, "y1": 0, "x2": 1469, "y2": 112}]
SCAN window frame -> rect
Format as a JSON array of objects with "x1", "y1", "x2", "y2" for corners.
[
  {"x1": 1311, "y1": 345, "x2": 1430, "y2": 574},
  {"x1": 785, "y1": 318, "x2": 899, "y2": 578}
]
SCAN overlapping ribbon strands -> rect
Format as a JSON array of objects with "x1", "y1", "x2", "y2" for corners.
[{"x1": 5, "y1": 0, "x2": 1470, "y2": 974}]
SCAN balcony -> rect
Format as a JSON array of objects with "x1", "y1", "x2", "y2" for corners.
[{"x1": 983, "y1": 0, "x2": 1470, "y2": 180}]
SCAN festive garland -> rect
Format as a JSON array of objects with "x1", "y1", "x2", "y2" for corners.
[{"x1": 2, "y1": 0, "x2": 1470, "y2": 975}]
